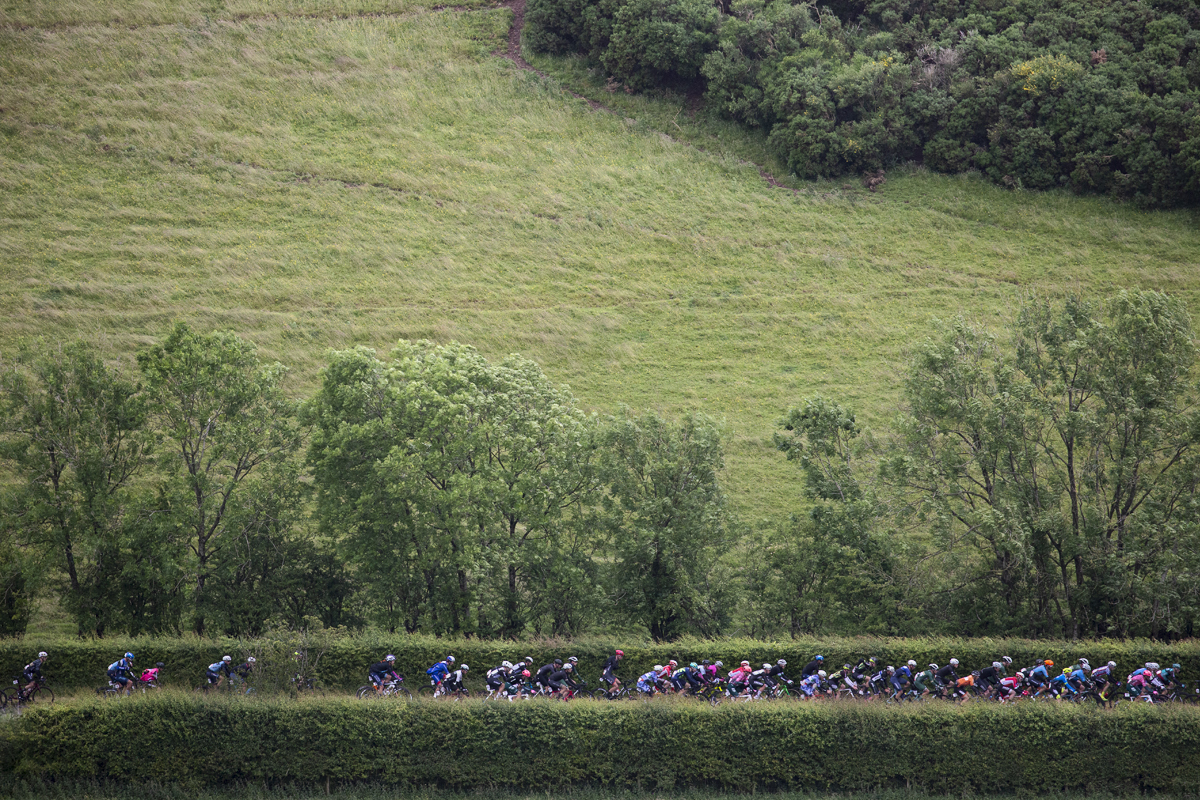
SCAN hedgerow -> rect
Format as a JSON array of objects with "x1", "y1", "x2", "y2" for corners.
[
  {"x1": 4, "y1": 634, "x2": 1199, "y2": 693},
  {"x1": 2, "y1": 696, "x2": 1200, "y2": 791},
  {"x1": 524, "y1": 0, "x2": 1200, "y2": 206}
]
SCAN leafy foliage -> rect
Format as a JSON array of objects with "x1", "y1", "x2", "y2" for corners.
[
  {"x1": 526, "y1": 0, "x2": 1200, "y2": 204},
  {"x1": 4, "y1": 696, "x2": 1200, "y2": 792}
]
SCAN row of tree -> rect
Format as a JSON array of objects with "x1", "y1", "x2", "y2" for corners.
[
  {"x1": 525, "y1": 0, "x2": 1200, "y2": 206},
  {"x1": 2, "y1": 291, "x2": 1198, "y2": 640},
  {"x1": 0, "y1": 328, "x2": 730, "y2": 640}
]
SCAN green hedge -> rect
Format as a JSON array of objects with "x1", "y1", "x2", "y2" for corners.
[
  {"x1": 4, "y1": 633, "x2": 1199, "y2": 693},
  {"x1": 3, "y1": 696, "x2": 1200, "y2": 792}
]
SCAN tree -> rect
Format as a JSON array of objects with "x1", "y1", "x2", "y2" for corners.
[
  {"x1": 883, "y1": 292, "x2": 1200, "y2": 638},
  {"x1": 305, "y1": 341, "x2": 598, "y2": 636},
  {"x1": 0, "y1": 341, "x2": 149, "y2": 636},
  {"x1": 770, "y1": 396, "x2": 903, "y2": 635},
  {"x1": 599, "y1": 409, "x2": 732, "y2": 640},
  {"x1": 137, "y1": 323, "x2": 302, "y2": 635}
]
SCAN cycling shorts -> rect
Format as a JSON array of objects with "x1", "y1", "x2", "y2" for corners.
[{"x1": 206, "y1": 670, "x2": 222, "y2": 685}]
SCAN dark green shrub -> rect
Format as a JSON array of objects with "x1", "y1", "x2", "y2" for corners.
[
  {"x1": 4, "y1": 696, "x2": 1200, "y2": 792},
  {"x1": 601, "y1": 0, "x2": 720, "y2": 89}
]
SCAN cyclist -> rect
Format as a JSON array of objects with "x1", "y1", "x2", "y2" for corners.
[
  {"x1": 702, "y1": 660, "x2": 724, "y2": 682},
  {"x1": 486, "y1": 661, "x2": 513, "y2": 697},
  {"x1": 370, "y1": 655, "x2": 401, "y2": 691},
  {"x1": 426, "y1": 656, "x2": 456, "y2": 696},
  {"x1": 996, "y1": 671, "x2": 1024, "y2": 704},
  {"x1": 869, "y1": 665, "x2": 894, "y2": 698},
  {"x1": 889, "y1": 660, "x2": 915, "y2": 700},
  {"x1": 912, "y1": 664, "x2": 937, "y2": 699},
  {"x1": 1049, "y1": 667, "x2": 1074, "y2": 699},
  {"x1": 765, "y1": 659, "x2": 792, "y2": 692},
  {"x1": 534, "y1": 659, "x2": 562, "y2": 692},
  {"x1": 107, "y1": 652, "x2": 136, "y2": 695},
  {"x1": 1027, "y1": 660, "x2": 1052, "y2": 697},
  {"x1": 728, "y1": 661, "x2": 753, "y2": 696},
  {"x1": 671, "y1": 662, "x2": 702, "y2": 694},
  {"x1": 547, "y1": 663, "x2": 577, "y2": 699},
  {"x1": 205, "y1": 655, "x2": 234, "y2": 689},
  {"x1": 797, "y1": 670, "x2": 825, "y2": 699},
  {"x1": 443, "y1": 664, "x2": 469, "y2": 696},
  {"x1": 235, "y1": 656, "x2": 256, "y2": 681},
  {"x1": 636, "y1": 665, "x2": 664, "y2": 697},
  {"x1": 935, "y1": 659, "x2": 960, "y2": 692},
  {"x1": 600, "y1": 649, "x2": 624, "y2": 694},
  {"x1": 977, "y1": 661, "x2": 1004, "y2": 698},
  {"x1": 801, "y1": 655, "x2": 825, "y2": 677},
  {"x1": 139, "y1": 662, "x2": 165, "y2": 687},
  {"x1": 1067, "y1": 663, "x2": 1091, "y2": 695},
  {"x1": 1090, "y1": 661, "x2": 1116, "y2": 706},
  {"x1": 22, "y1": 651, "x2": 48, "y2": 695}
]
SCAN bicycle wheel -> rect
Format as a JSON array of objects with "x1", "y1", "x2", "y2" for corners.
[
  {"x1": 27, "y1": 686, "x2": 54, "y2": 704},
  {"x1": 390, "y1": 686, "x2": 413, "y2": 700},
  {"x1": 418, "y1": 685, "x2": 437, "y2": 698},
  {"x1": 356, "y1": 684, "x2": 377, "y2": 699}
]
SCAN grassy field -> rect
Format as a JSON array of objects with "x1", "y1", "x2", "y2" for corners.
[{"x1": 2, "y1": 0, "x2": 1199, "y2": 522}]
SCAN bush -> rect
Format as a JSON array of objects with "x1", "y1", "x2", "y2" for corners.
[
  {"x1": 3, "y1": 696, "x2": 1200, "y2": 791},
  {"x1": 601, "y1": 0, "x2": 720, "y2": 89}
]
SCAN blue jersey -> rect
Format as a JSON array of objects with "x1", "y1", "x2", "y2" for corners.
[
  {"x1": 1030, "y1": 665, "x2": 1048, "y2": 681},
  {"x1": 426, "y1": 662, "x2": 450, "y2": 682},
  {"x1": 108, "y1": 658, "x2": 132, "y2": 675}
]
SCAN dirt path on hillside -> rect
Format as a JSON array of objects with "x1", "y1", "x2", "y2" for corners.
[{"x1": 495, "y1": 0, "x2": 790, "y2": 190}]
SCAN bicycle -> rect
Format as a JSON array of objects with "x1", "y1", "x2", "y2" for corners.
[
  {"x1": 7, "y1": 677, "x2": 54, "y2": 706},
  {"x1": 357, "y1": 677, "x2": 412, "y2": 700}
]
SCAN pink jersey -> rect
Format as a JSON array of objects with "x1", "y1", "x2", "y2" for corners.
[{"x1": 140, "y1": 668, "x2": 160, "y2": 682}]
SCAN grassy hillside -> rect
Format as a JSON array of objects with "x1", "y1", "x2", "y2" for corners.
[{"x1": 1, "y1": 0, "x2": 1198, "y2": 522}]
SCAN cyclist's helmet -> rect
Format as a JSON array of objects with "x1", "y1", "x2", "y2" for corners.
[
  {"x1": 247, "y1": 657, "x2": 257, "y2": 664},
  {"x1": 1079, "y1": 657, "x2": 1089, "y2": 666},
  {"x1": 843, "y1": 664, "x2": 852, "y2": 671},
  {"x1": 614, "y1": 650, "x2": 624, "y2": 657},
  {"x1": 1044, "y1": 660, "x2": 1054, "y2": 667},
  {"x1": 690, "y1": 662, "x2": 699, "y2": 669},
  {"x1": 564, "y1": 664, "x2": 573, "y2": 672},
  {"x1": 525, "y1": 657, "x2": 534, "y2": 665},
  {"x1": 38, "y1": 651, "x2": 48, "y2": 658},
  {"x1": 992, "y1": 661, "x2": 1002, "y2": 669},
  {"x1": 949, "y1": 658, "x2": 959, "y2": 666},
  {"x1": 886, "y1": 665, "x2": 895, "y2": 672},
  {"x1": 1172, "y1": 663, "x2": 1181, "y2": 670},
  {"x1": 929, "y1": 663, "x2": 939, "y2": 671},
  {"x1": 669, "y1": 660, "x2": 678, "y2": 667},
  {"x1": 125, "y1": 652, "x2": 135, "y2": 660},
  {"x1": 553, "y1": 658, "x2": 563, "y2": 666},
  {"x1": 1146, "y1": 662, "x2": 1160, "y2": 670},
  {"x1": 1107, "y1": 661, "x2": 1117, "y2": 669},
  {"x1": 385, "y1": 655, "x2": 396, "y2": 662},
  {"x1": 714, "y1": 661, "x2": 724, "y2": 668},
  {"x1": 460, "y1": 665, "x2": 469, "y2": 672},
  {"x1": 522, "y1": 669, "x2": 531, "y2": 678},
  {"x1": 653, "y1": 664, "x2": 664, "y2": 673},
  {"x1": 778, "y1": 659, "x2": 787, "y2": 666},
  {"x1": 1063, "y1": 667, "x2": 1071, "y2": 674},
  {"x1": 446, "y1": 656, "x2": 456, "y2": 663},
  {"x1": 502, "y1": 661, "x2": 513, "y2": 670},
  {"x1": 762, "y1": 663, "x2": 771, "y2": 670},
  {"x1": 740, "y1": 660, "x2": 750, "y2": 668},
  {"x1": 223, "y1": 655, "x2": 232, "y2": 663},
  {"x1": 907, "y1": 660, "x2": 916, "y2": 668},
  {"x1": 568, "y1": 656, "x2": 579, "y2": 664},
  {"x1": 817, "y1": 670, "x2": 827, "y2": 678},
  {"x1": 155, "y1": 662, "x2": 165, "y2": 668},
  {"x1": 815, "y1": 655, "x2": 824, "y2": 661},
  {"x1": 1002, "y1": 656, "x2": 1012, "y2": 665}
]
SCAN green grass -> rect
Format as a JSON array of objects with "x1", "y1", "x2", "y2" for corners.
[{"x1": 1, "y1": 0, "x2": 1198, "y2": 521}]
